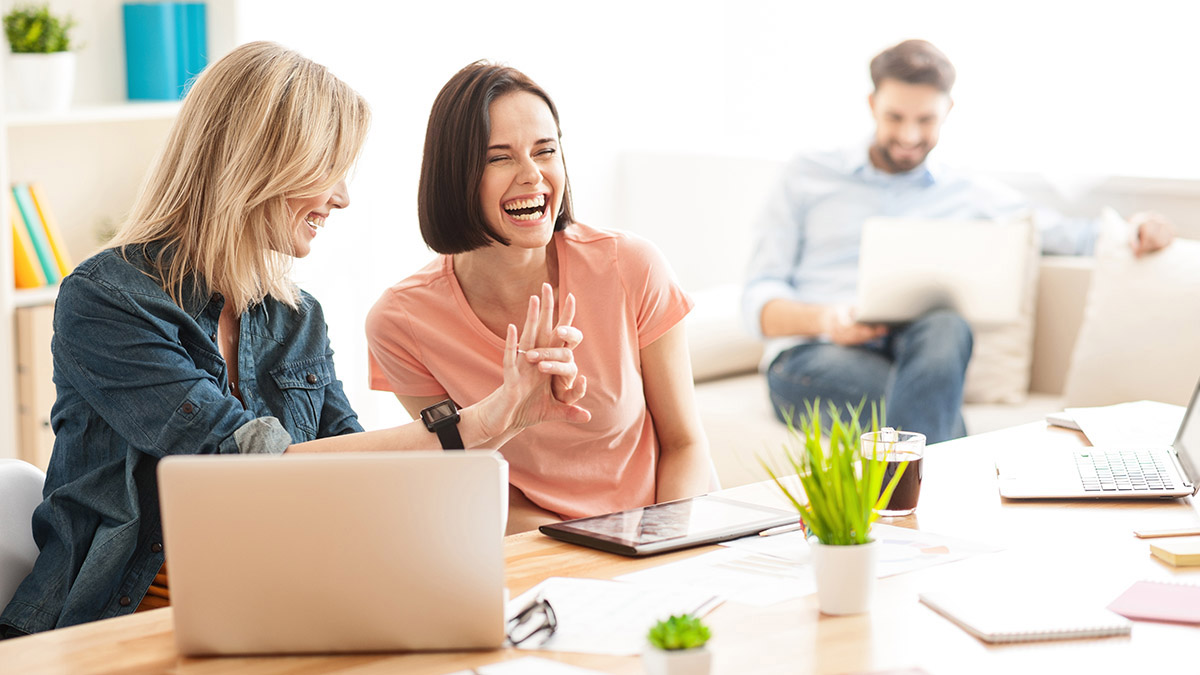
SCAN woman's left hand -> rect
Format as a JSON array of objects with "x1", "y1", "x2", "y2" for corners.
[{"x1": 478, "y1": 284, "x2": 591, "y2": 438}]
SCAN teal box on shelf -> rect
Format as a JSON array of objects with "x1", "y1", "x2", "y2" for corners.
[{"x1": 123, "y1": 2, "x2": 208, "y2": 101}]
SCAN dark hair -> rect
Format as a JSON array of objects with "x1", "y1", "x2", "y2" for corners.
[
  {"x1": 869, "y1": 40, "x2": 956, "y2": 93},
  {"x1": 418, "y1": 61, "x2": 574, "y2": 254}
]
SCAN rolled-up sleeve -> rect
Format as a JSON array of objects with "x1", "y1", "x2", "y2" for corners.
[
  {"x1": 742, "y1": 165, "x2": 809, "y2": 339},
  {"x1": 231, "y1": 416, "x2": 292, "y2": 454}
]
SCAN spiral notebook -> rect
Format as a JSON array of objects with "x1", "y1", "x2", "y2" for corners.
[
  {"x1": 919, "y1": 592, "x2": 1132, "y2": 643},
  {"x1": 1107, "y1": 580, "x2": 1200, "y2": 624}
]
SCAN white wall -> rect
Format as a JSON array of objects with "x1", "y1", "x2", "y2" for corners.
[{"x1": 231, "y1": 0, "x2": 1200, "y2": 431}]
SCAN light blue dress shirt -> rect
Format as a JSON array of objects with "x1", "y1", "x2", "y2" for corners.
[{"x1": 741, "y1": 143, "x2": 1097, "y2": 366}]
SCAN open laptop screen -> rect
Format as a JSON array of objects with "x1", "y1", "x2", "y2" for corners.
[{"x1": 1172, "y1": 379, "x2": 1200, "y2": 493}]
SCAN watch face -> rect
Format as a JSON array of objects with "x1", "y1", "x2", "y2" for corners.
[{"x1": 422, "y1": 399, "x2": 458, "y2": 426}]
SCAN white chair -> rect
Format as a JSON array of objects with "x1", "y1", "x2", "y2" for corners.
[{"x1": 0, "y1": 459, "x2": 46, "y2": 611}]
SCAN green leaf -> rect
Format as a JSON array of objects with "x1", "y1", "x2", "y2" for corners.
[
  {"x1": 756, "y1": 397, "x2": 891, "y2": 546},
  {"x1": 3, "y1": 3, "x2": 75, "y2": 53},
  {"x1": 646, "y1": 614, "x2": 711, "y2": 650}
]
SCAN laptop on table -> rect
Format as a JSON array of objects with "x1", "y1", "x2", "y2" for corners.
[
  {"x1": 158, "y1": 451, "x2": 507, "y2": 655},
  {"x1": 996, "y1": 379, "x2": 1200, "y2": 499}
]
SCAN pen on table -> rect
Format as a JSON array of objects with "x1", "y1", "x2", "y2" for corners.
[{"x1": 759, "y1": 521, "x2": 805, "y2": 537}]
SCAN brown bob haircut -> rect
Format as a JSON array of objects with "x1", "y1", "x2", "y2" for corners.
[
  {"x1": 869, "y1": 39, "x2": 956, "y2": 94},
  {"x1": 418, "y1": 61, "x2": 574, "y2": 254}
]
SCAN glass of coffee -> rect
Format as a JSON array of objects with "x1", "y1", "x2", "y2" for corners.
[{"x1": 861, "y1": 428, "x2": 926, "y2": 517}]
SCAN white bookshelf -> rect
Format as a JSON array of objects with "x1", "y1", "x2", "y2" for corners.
[
  {"x1": 5, "y1": 101, "x2": 181, "y2": 128},
  {"x1": 0, "y1": 0, "x2": 241, "y2": 461}
]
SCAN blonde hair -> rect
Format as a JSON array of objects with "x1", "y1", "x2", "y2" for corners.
[{"x1": 110, "y1": 41, "x2": 370, "y2": 313}]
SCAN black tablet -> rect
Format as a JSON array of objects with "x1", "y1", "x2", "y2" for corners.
[{"x1": 538, "y1": 494, "x2": 798, "y2": 557}]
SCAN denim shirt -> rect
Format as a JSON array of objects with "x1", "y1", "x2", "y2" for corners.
[{"x1": 0, "y1": 245, "x2": 362, "y2": 637}]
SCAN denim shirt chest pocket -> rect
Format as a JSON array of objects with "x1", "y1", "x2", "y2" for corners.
[{"x1": 270, "y1": 358, "x2": 332, "y2": 441}]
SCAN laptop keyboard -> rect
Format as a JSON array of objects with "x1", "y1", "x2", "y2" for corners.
[{"x1": 1076, "y1": 449, "x2": 1175, "y2": 492}]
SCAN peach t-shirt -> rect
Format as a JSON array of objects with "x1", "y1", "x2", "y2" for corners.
[{"x1": 365, "y1": 223, "x2": 693, "y2": 519}]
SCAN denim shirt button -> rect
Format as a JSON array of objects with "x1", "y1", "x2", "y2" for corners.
[
  {"x1": 151, "y1": 543, "x2": 163, "y2": 553},
  {"x1": 118, "y1": 596, "x2": 132, "y2": 607},
  {"x1": 210, "y1": 332, "x2": 217, "y2": 342},
  {"x1": 181, "y1": 402, "x2": 195, "y2": 414},
  {"x1": 306, "y1": 373, "x2": 318, "y2": 384}
]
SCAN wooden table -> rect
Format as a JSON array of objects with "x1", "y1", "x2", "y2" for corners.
[{"x1": 4, "y1": 422, "x2": 1200, "y2": 674}]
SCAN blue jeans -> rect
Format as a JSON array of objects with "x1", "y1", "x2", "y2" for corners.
[{"x1": 766, "y1": 309, "x2": 973, "y2": 444}]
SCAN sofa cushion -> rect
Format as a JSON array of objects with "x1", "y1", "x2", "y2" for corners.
[
  {"x1": 962, "y1": 214, "x2": 1041, "y2": 404},
  {"x1": 1063, "y1": 210, "x2": 1200, "y2": 407},
  {"x1": 686, "y1": 285, "x2": 763, "y2": 383}
]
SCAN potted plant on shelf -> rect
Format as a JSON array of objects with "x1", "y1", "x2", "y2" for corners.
[
  {"x1": 643, "y1": 613, "x2": 712, "y2": 675},
  {"x1": 760, "y1": 400, "x2": 908, "y2": 615},
  {"x1": 3, "y1": 3, "x2": 77, "y2": 113}
]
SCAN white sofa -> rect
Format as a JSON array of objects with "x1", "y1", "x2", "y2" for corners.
[{"x1": 616, "y1": 152, "x2": 1200, "y2": 488}]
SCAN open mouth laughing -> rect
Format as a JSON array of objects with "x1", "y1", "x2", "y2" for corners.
[{"x1": 503, "y1": 194, "x2": 547, "y2": 222}]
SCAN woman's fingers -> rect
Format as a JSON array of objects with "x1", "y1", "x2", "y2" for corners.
[
  {"x1": 518, "y1": 294, "x2": 540, "y2": 353},
  {"x1": 553, "y1": 293, "x2": 577, "y2": 347},
  {"x1": 504, "y1": 324, "x2": 518, "y2": 370},
  {"x1": 558, "y1": 374, "x2": 587, "y2": 406},
  {"x1": 538, "y1": 283, "x2": 555, "y2": 345},
  {"x1": 554, "y1": 326, "x2": 583, "y2": 350}
]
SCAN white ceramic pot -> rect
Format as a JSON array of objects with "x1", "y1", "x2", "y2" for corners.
[
  {"x1": 6, "y1": 51, "x2": 76, "y2": 113},
  {"x1": 810, "y1": 539, "x2": 879, "y2": 615},
  {"x1": 642, "y1": 646, "x2": 712, "y2": 675}
]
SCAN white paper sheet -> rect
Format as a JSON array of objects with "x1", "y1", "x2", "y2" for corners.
[
  {"x1": 616, "y1": 547, "x2": 818, "y2": 607},
  {"x1": 506, "y1": 577, "x2": 720, "y2": 656},
  {"x1": 1067, "y1": 400, "x2": 1185, "y2": 447},
  {"x1": 616, "y1": 524, "x2": 1001, "y2": 607}
]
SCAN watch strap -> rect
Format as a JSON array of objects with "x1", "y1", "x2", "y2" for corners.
[{"x1": 435, "y1": 422, "x2": 464, "y2": 451}]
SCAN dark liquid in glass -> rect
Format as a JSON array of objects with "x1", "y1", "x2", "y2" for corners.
[{"x1": 879, "y1": 453, "x2": 923, "y2": 515}]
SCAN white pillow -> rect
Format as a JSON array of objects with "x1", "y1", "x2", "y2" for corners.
[
  {"x1": 962, "y1": 215, "x2": 1040, "y2": 404},
  {"x1": 1063, "y1": 209, "x2": 1200, "y2": 407},
  {"x1": 685, "y1": 284, "x2": 764, "y2": 383}
]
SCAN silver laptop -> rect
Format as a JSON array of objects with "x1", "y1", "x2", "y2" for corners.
[
  {"x1": 856, "y1": 216, "x2": 1034, "y2": 325},
  {"x1": 997, "y1": 380, "x2": 1200, "y2": 499},
  {"x1": 158, "y1": 451, "x2": 508, "y2": 655}
]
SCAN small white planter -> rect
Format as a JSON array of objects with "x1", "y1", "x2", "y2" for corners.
[
  {"x1": 642, "y1": 646, "x2": 712, "y2": 675},
  {"x1": 810, "y1": 539, "x2": 879, "y2": 615},
  {"x1": 6, "y1": 51, "x2": 76, "y2": 113}
]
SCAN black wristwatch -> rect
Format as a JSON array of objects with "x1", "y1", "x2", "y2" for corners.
[{"x1": 420, "y1": 399, "x2": 464, "y2": 450}]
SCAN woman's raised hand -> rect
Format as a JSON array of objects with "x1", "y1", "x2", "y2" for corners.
[
  {"x1": 528, "y1": 284, "x2": 587, "y2": 408},
  {"x1": 481, "y1": 283, "x2": 590, "y2": 437}
]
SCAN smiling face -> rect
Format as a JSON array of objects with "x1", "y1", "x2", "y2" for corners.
[
  {"x1": 478, "y1": 91, "x2": 565, "y2": 249},
  {"x1": 868, "y1": 79, "x2": 953, "y2": 174},
  {"x1": 286, "y1": 179, "x2": 349, "y2": 258}
]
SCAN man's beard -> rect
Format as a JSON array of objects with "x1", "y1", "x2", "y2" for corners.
[{"x1": 871, "y1": 142, "x2": 929, "y2": 173}]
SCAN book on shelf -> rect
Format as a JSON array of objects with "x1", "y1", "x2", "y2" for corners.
[
  {"x1": 9, "y1": 191, "x2": 47, "y2": 289},
  {"x1": 10, "y1": 184, "x2": 61, "y2": 285},
  {"x1": 28, "y1": 182, "x2": 74, "y2": 277}
]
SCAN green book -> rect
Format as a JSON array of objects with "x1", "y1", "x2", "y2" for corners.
[{"x1": 11, "y1": 184, "x2": 60, "y2": 284}]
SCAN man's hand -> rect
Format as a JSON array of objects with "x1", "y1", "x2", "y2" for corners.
[
  {"x1": 823, "y1": 306, "x2": 888, "y2": 346},
  {"x1": 1128, "y1": 211, "x2": 1175, "y2": 257}
]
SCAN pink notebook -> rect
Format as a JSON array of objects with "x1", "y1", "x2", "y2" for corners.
[{"x1": 1108, "y1": 580, "x2": 1200, "y2": 624}]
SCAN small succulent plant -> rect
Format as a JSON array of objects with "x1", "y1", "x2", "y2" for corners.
[{"x1": 646, "y1": 613, "x2": 712, "y2": 651}]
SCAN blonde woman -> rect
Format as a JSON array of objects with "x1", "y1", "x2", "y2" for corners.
[{"x1": 0, "y1": 43, "x2": 586, "y2": 638}]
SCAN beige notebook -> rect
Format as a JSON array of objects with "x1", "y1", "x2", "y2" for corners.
[{"x1": 919, "y1": 592, "x2": 1132, "y2": 643}]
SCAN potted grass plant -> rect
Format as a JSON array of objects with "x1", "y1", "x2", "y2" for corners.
[
  {"x1": 643, "y1": 613, "x2": 712, "y2": 675},
  {"x1": 760, "y1": 400, "x2": 908, "y2": 615},
  {"x1": 3, "y1": 3, "x2": 77, "y2": 113}
]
